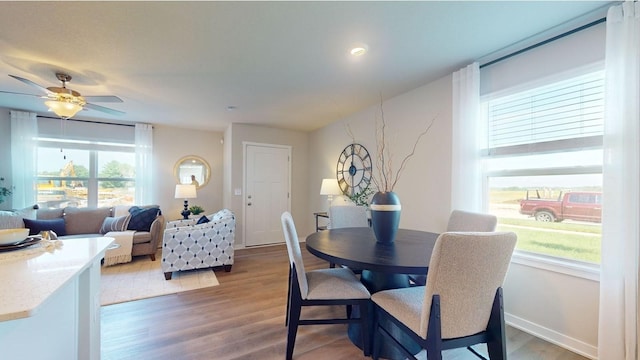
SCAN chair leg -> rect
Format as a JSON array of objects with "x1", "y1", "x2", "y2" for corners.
[
  {"x1": 285, "y1": 267, "x2": 292, "y2": 326},
  {"x1": 486, "y1": 288, "x2": 507, "y2": 360},
  {"x1": 372, "y1": 309, "x2": 381, "y2": 360},
  {"x1": 149, "y1": 253, "x2": 156, "y2": 261},
  {"x1": 359, "y1": 300, "x2": 371, "y2": 356},
  {"x1": 286, "y1": 296, "x2": 302, "y2": 360},
  {"x1": 426, "y1": 294, "x2": 443, "y2": 360}
]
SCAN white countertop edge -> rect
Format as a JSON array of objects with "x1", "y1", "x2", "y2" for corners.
[{"x1": 0, "y1": 237, "x2": 114, "y2": 322}]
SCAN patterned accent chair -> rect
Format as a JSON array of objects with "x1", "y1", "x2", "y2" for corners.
[{"x1": 161, "y1": 209, "x2": 235, "y2": 280}]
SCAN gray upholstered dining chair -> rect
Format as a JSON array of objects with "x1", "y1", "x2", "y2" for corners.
[
  {"x1": 411, "y1": 209, "x2": 497, "y2": 286},
  {"x1": 372, "y1": 231, "x2": 517, "y2": 360},
  {"x1": 280, "y1": 212, "x2": 371, "y2": 359},
  {"x1": 329, "y1": 205, "x2": 369, "y2": 229},
  {"x1": 446, "y1": 209, "x2": 497, "y2": 232},
  {"x1": 327, "y1": 205, "x2": 369, "y2": 269}
]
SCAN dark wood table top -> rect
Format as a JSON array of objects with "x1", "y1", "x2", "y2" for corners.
[{"x1": 305, "y1": 227, "x2": 438, "y2": 274}]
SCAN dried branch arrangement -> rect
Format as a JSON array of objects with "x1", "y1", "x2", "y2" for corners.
[{"x1": 371, "y1": 101, "x2": 436, "y2": 193}]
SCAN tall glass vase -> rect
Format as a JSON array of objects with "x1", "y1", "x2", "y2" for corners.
[{"x1": 370, "y1": 191, "x2": 401, "y2": 244}]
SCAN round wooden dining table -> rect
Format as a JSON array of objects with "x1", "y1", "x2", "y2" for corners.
[{"x1": 305, "y1": 227, "x2": 439, "y2": 360}]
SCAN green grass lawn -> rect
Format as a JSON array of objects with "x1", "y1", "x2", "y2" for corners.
[{"x1": 497, "y1": 218, "x2": 601, "y2": 263}]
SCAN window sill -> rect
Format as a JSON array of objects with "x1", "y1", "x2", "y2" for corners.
[{"x1": 511, "y1": 250, "x2": 600, "y2": 281}]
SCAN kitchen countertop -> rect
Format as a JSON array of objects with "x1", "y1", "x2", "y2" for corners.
[{"x1": 0, "y1": 236, "x2": 113, "y2": 322}]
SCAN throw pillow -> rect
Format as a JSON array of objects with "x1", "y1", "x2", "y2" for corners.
[
  {"x1": 196, "y1": 215, "x2": 210, "y2": 224},
  {"x1": 100, "y1": 215, "x2": 132, "y2": 234},
  {"x1": 23, "y1": 218, "x2": 67, "y2": 236},
  {"x1": 127, "y1": 206, "x2": 159, "y2": 232}
]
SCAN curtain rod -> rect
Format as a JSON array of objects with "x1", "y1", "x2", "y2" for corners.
[
  {"x1": 480, "y1": 17, "x2": 606, "y2": 69},
  {"x1": 36, "y1": 115, "x2": 136, "y2": 128}
]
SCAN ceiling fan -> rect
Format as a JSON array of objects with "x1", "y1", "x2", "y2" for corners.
[{"x1": 0, "y1": 72, "x2": 125, "y2": 118}]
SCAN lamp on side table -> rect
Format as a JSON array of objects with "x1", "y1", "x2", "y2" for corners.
[{"x1": 175, "y1": 184, "x2": 197, "y2": 219}]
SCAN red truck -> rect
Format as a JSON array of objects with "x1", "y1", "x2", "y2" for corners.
[{"x1": 519, "y1": 190, "x2": 602, "y2": 223}]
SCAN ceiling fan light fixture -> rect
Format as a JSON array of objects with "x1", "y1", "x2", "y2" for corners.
[
  {"x1": 45, "y1": 98, "x2": 84, "y2": 119},
  {"x1": 349, "y1": 44, "x2": 368, "y2": 57}
]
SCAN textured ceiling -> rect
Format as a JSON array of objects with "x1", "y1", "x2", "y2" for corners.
[{"x1": 0, "y1": 1, "x2": 613, "y2": 132}]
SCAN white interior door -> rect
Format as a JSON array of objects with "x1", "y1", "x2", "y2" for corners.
[{"x1": 245, "y1": 144, "x2": 291, "y2": 247}]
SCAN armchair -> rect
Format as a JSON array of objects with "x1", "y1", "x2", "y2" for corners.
[{"x1": 161, "y1": 209, "x2": 235, "y2": 280}]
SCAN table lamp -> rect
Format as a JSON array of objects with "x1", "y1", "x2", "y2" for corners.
[
  {"x1": 320, "y1": 178, "x2": 342, "y2": 208},
  {"x1": 175, "y1": 184, "x2": 197, "y2": 219}
]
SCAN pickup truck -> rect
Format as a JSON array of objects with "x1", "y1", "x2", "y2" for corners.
[{"x1": 519, "y1": 190, "x2": 602, "y2": 223}]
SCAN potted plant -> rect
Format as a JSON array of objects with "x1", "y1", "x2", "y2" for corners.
[
  {"x1": 0, "y1": 177, "x2": 12, "y2": 205},
  {"x1": 189, "y1": 205, "x2": 205, "y2": 216}
]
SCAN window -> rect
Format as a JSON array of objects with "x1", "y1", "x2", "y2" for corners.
[
  {"x1": 36, "y1": 139, "x2": 135, "y2": 209},
  {"x1": 481, "y1": 69, "x2": 603, "y2": 264}
]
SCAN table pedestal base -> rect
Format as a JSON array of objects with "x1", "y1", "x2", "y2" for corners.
[{"x1": 348, "y1": 270, "x2": 422, "y2": 360}]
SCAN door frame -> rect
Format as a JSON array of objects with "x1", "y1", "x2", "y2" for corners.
[{"x1": 242, "y1": 141, "x2": 292, "y2": 247}]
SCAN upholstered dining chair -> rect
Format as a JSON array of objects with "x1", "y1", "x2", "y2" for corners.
[
  {"x1": 371, "y1": 231, "x2": 517, "y2": 360},
  {"x1": 411, "y1": 209, "x2": 497, "y2": 286},
  {"x1": 280, "y1": 212, "x2": 371, "y2": 360},
  {"x1": 446, "y1": 209, "x2": 497, "y2": 232},
  {"x1": 329, "y1": 205, "x2": 369, "y2": 229},
  {"x1": 327, "y1": 205, "x2": 369, "y2": 269}
]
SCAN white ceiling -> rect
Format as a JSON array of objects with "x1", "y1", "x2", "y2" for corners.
[{"x1": 0, "y1": 1, "x2": 613, "y2": 132}]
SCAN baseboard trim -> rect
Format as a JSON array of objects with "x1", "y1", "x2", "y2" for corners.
[{"x1": 505, "y1": 313, "x2": 598, "y2": 359}]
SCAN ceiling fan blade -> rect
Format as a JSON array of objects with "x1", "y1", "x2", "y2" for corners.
[
  {"x1": 84, "y1": 102, "x2": 125, "y2": 116},
  {"x1": 9, "y1": 75, "x2": 54, "y2": 95},
  {"x1": 83, "y1": 95, "x2": 123, "y2": 103},
  {"x1": 0, "y1": 90, "x2": 42, "y2": 98}
]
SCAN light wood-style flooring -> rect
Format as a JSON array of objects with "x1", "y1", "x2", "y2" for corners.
[{"x1": 101, "y1": 244, "x2": 589, "y2": 360}]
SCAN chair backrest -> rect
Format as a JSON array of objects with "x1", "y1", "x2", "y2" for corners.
[
  {"x1": 280, "y1": 212, "x2": 309, "y2": 298},
  {"x1": 420, "y1": 232, "x2": 517, "y2": 339},
  {"x1": 446, "y1": 210, "x2": 497, "y2": 232},
  {"x1": 329, "y1": 205, "x2": 368, "y2": 229}
]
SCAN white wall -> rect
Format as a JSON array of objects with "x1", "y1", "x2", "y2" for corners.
[
  {"x1": 308, "y1": 75, "x2": 452, "y2": 234},
  {"x1": 152, "y1": 125, "x2": 224, "y2": 220}
]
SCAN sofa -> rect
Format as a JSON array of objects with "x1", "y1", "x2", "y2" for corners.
[
  {"x1": 0, "y1": 205, "x2": 165, "y2": 261},
  {"x1": 162, "y1": 208, "x2": 235, "y2": 280}
]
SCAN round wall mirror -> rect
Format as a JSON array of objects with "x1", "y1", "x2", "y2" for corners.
[{"x1": 174, "y1": 155, "x2": 211, "y2": 189}]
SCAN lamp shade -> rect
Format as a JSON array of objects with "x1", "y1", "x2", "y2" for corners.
[
  {"x1": 320, "y1": 178, "x2": 341, "y2": 196},
  {"x1": 175, "y1": 184, "x2": 197, "y2": 199}
]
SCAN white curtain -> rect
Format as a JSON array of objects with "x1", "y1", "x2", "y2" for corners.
[
  {"x1": 451, "y1": 62, "x2": 481, "y2": 212},
  {"x1": 599, "y1": 2, "x2": 640, "y2": 360},
  {"x1": 135, "y1": 123, "x2": 153, "y2": 205},
  {"x1": 10, "y1": 111, "x2": 38, "y2": 208}
]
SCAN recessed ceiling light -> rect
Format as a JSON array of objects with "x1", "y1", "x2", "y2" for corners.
[{"x1": 350, "y1": 44, "x2": 368, "y2": 57}]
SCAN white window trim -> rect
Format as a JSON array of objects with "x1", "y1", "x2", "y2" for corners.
[{"x1": 512, "y1": 250, "x2": 600, "y2": 281}]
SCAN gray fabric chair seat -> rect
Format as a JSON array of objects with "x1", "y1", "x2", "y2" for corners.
[
  {"x1": 371, "y1": 286, "x2": 424, "y2": 336},
  {"x1": 306, "y1": 267, "x2": 370, "y2": 300}
]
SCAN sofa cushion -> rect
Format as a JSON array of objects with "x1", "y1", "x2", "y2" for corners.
[
  {"x1": 196, "y1": 215, "x2": 210, "y2": 224},
  {"x1": 132, "y1": 231, "x2": 152, "y2": 244},
  {"x1": 127, "y1": 206, "x2": 159, "y2": 232},
  {"x1": 0, "y1": 206, "x2": 38, "y2": 229},
  {"x1": 23, "y1": 218, "x2": 67, "y2": 236},
  {"x1": 64, "y1": 207, "x2": 112, "y2": 235},
  {"x1": 36, "y1": 208, "x2": 65, "y2": 220},
  {"x1": 100, "y1": 215, "x2": 132, "y2": 234}
]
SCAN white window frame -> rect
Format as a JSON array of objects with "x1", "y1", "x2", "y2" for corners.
[
  {"x1": 36, "y1": 138, "x2": 135, "y2": 208},
  {"x1": 480, "y1": 65, "x2": 604, "y2": 278}
]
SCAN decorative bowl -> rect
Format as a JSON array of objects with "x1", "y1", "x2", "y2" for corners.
[{"x1": 0, "y1": 228, "x2": 29, "y2": 245}]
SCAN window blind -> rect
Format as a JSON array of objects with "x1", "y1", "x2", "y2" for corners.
[{"x1": 484, "y1": 71, "x2": 604, "y2": 156}]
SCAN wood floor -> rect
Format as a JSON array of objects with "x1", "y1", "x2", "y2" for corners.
[{"x1": 101, "y1": 244, "x2": 589, "y2": 360}]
